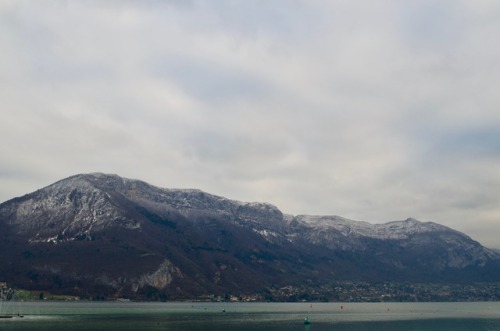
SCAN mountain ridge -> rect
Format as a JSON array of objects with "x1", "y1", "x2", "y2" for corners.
[{"x1": 0, "y1": 173, "x2": 499, "y2": 300}]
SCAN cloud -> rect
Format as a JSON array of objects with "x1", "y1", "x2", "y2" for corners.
[{"x1": 1, "y1": 0, "x2": 500, "y2": 248}]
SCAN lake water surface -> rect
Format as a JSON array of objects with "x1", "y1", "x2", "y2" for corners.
[{"x1": 1, "y1": 301, "x2": 500, "y2": 330}]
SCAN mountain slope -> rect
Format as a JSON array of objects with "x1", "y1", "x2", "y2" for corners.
[{"x1": 0, "y1": 173, "x2": 498, "y2": 300}]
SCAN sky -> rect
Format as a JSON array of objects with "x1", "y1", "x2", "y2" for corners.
[{"x1": 1, "y1": 0, "x2": 500, "y2": 248}]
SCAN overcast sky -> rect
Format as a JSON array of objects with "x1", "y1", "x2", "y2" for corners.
[{"x1": 1, "y1": 1, "x2": 500, "y2": 247}]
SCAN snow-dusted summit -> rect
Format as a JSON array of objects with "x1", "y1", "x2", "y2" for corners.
[{"x1": 0, "y1": 173, "x2": 499, "y2": 300}]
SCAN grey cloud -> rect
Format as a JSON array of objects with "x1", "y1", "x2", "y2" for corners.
[
  {"x1": 152, "y1": 55, "x2": 271, "y2": 103},
  {"x1": 1, "y1": 1, "x2": 500, "y2": 248}
]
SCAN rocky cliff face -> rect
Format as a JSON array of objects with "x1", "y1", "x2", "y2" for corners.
[{"x1": 0, "y1": 173, "x2": 498, "y2": 300}]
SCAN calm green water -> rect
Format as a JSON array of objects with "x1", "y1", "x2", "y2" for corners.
[{"x1": 1, "y1": 301, "x2": 500, "y2": 330}]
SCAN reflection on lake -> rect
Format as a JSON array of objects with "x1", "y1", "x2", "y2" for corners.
[{"x1": 1, "y1": 301, "x2": 500, "y2": 331}]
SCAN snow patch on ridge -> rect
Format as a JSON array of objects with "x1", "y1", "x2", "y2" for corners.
[{"x1": 295, "y1": 215, "x2": 453, "y2": 240}]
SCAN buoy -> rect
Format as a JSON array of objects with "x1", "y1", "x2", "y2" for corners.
[{"x1": 304, "y1": 316, "x2": 311, "y2": 325}]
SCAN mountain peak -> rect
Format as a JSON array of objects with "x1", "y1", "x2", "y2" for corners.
[{"x1": 0, "y1": 173, "x2": 499, "y2": 300}]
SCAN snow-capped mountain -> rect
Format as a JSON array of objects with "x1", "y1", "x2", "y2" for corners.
[
  {"x1": 292, "y1": 215, "x2": 498, "y2": 268},
  {"x1": 0, "y1": 173, "x2": 498, "y2": 300}
]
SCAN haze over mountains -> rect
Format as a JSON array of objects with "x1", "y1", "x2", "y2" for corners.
[{"x1": 0, "y1": 173, "x2": 499, "y2": 300}]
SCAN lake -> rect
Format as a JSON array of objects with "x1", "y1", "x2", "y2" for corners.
[{"x1": 1, "y1": 301, "x2": 500, "y2": 330}]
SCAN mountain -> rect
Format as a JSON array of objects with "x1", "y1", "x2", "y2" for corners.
[{"x1": 0, "y1": 173, "x2": 499, "y2": 300}]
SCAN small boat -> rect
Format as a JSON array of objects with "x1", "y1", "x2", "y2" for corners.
[
  {"x1": 0, "y1": 315, "x2": 13, "y2": 319},
  {"x1": 304, "y1": 316, "x2": 311, "y2": 325}
]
